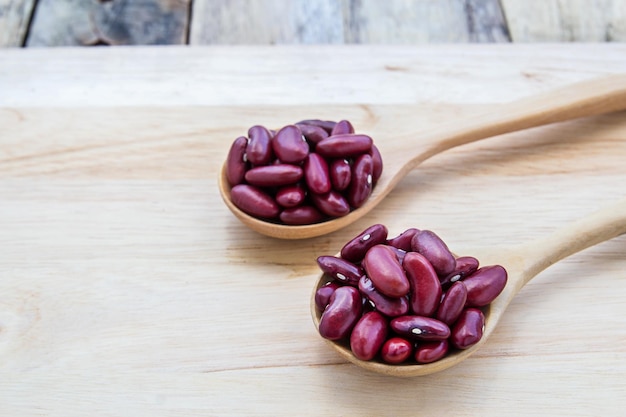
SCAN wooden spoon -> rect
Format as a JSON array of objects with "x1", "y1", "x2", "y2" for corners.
[
  {"x1": 219, "y1": 74, "x2": 626, "y2": 239},
  {"x1": 311, "y1": 197, "x2": 626, "y2": 377}
]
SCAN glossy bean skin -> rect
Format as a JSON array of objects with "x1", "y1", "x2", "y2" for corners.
[
  {"x1": 450, "y1": 308, "x2": 485, "y2": 349},
  {"x1": 440, "y1": 256, "x2": 479, "y2": 289},
  {"x1": 411, "y1": 230, "x2": 457, "y2": 277},
  {"x1": 230, "y1": 184, "x2": 279, "y2": 219},
  {"x1": 315, "y1": 281, "x2": 340, "y2": 311},
  {"x1": 246, "y1": 125, "x2": 273, "y2": 165},
  {"x1": 381, "y1": 337, "x2": 413, "y2": 364},
  {"x1": 296, "y1": 119, "x2": 336, "y2": 134},
  {"x1": 331, "y1": 119, "x2": 355, "y2": 136},
  {"x1": 436, "y1": 281, "x2": 468, "y2": 325},
  {"x1": 358, "y1": 276, "x2": 409, "y2": 317},
  {"x1": 415, "y1": 340, "x2": 449, "y2": 364},
  {"x1": 244, "y1": 164, "x2": 303, "y2": 187},
  {"x1": 369, "y1": 144, "x2": 383, "y2": 184},
  {"x1": 340, "y1": 224, "x2": 388, "y2": 263},
  {"x1": 304, "y1": 153, "x2": 331, "y2": 194},
  {"x1": 275, "y1": 184, "x2": 306, "y2": 208},
  {"x1": 279, "y1": 206, "x2": 325, "y2": 225},
  {"x1": 390, "y1": 315, "x2": 451, "y2": 341},
  {"x1": 315, "y1": 134, "x2": 373, "y2": 158},
  {"x1": 350, "y1": 311, "x2": 388, "y2": 361},
  {"x1": 403, "y1": 252, "x2": 442, "y2": 317},
  {"x1": 272, "y1": 125, "x2": 309, "y2": 163},
  {"x1": 362, "y1": 244, "x2": 410, "y2": 298},
  {"x1": 386, "y1": 228, "x2": 420, "y2": 252},
  {"x1": 329, "y1": 159, "x2": 352, "y2": 191},
  {"x1": 463, "y1": 265, "x2": 507, "y2": 307},
  {"x1": 296, "y1": 123, "x2": 328, "y2": 145},
  {"x1": 318, "y1": 286, "x2": 363, "y2": 341},
  {"x1": 225, "y1": 136, "x2": 248, "y2": 186},
  {"x1": 310, "y1": 190, "x2": 351, "y2": 217},
  {"x1": 347, "y1": 154, "x2": 373, "y2": 209},
  {"x1": 316, "y1": 256, "x2": 364, "y2": 286}
]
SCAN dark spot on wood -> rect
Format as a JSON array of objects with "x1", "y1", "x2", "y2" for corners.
[{"x1": 384, "y1": 65, "x2": 409, "y2": 72}]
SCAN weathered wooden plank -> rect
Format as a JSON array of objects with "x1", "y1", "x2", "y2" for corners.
[
  {"x1": 0, "y1": 0, "x2": 36, "y2": 47},
  {"x1": 25, "y1": 0, "x2": 190, "y2": 46},
  {"x1": 501, "y1": 0, "x2": 626, "y2": 41},
  {"x1": 465, "y1": 0, "x2": 511, "y2": 42}
]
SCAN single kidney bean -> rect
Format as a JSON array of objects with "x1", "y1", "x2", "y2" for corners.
[
  {"x1": 275, "y1": 184, "x2": 306, "y2": 208},
  {"x1": 362, "y1": 244, "x2": 410, "y2": 298},
  {"x1": 318, "y1": 286, "x2": 362, "y2": 341},
  {"x1": 440, "y1": 256, "x2": 479, "y2": 289},
  {"x1": 358, "y1": 276, "x2": 409, "y2": 317},
  {"x1": 415, "y1": 340, "x2": 449, "y2": 364},
  {"x1": 436, "y1": 281, "x2": 468, "y2": 325},
  {"x1": 340, "y1": 224, "x2": 388, "y2": 263},
  {"x1": 315, "y1": 134, "x2": 373, "y2": 158},
  {"x1": 403, "y1": 252, "x2": 442, "y2": 317},
  {"x1": 369, "y1": 144, "x2": 383, "y2": 184},
  {"x1": 331, "y1": 119, "x2": 355, "y2": 136},
  {"x1": 390, "y1": 315, "x2": 450, "y2": 341},
  {"x1": 347, "y1": 154, "x2": 373, "y2": 209},
  {"x1": 450, "y1": 308, "x2": 485, "y2": 349},
  {"x1": 386, "y1": 228, "x2": 420, "y2": 252},
  {"x1": 310, "y1": 190, "x2": 351, "y2": 217},
  {"x1": 246, "y1": 125, "x2": 273, "y2": 165},
  {"x1": 272, "y1": 125, "x2": 309, "y2": 163},
  {"x1": 316, "y1": 256, "x2": 364, "y2": 286},
  {"x1": 279, "y1": 206, "x2": 325, "y2": 225},
  {"x1": 315, "y1": 281, "x2": 340, "y2": 311},
  {"x1": 296, "y1": 119, "x2": 336, "y2": 134},
  {"x1": 244, "y1": 164, "x2": 303, "y2": 187},
  {"x1": 230, "y1": 184, "x2": 279, "y2": 219},
  {"x1": 296, "y1": 123, "x2": 328, "y2": 145},
  {"x1": 225, "y1": 136, "x2": 248, "y2": 186},
  {"x1": 381, "y1": 337, "x2": 413, "y2": 364},
  {"x1": 304, "y1": 153, "x2": 331, "y2": 195},
  {"x1": 329, "y1": 159, "x2": 352, "y2": 191},
  {"x1": 411, "y1": 230, "x2": 457, "y2": 278},
  {"x1": 350, "y1": 311, "x2": 388, "y2": 361},
  {"x1": 463, "y1": 265, "x2": 507, "y2": 307}
]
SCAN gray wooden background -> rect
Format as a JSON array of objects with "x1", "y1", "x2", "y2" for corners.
[{"x1": 1, "y1": 0, "x2": 625, "y2": 47}]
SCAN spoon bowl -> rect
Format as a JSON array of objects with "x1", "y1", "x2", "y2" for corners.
[
  {"x1": 311, "y1": 197, "x2": 626, "y2": 377},
  {"x1": 219, "y1": 75, "x2": 626, "y2": 239}
]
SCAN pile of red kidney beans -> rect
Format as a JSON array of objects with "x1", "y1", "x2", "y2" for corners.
[
  {"x1": 224, "y1": 119, "x2": 382, "y2": 225},
  {"x1": 315, "y1": 224, "x2": 507, "y2": 365}
]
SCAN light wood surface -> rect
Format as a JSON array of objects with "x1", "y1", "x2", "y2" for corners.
[{"x1": 1, "y1": 45, "x2": 626, "y2": 415}]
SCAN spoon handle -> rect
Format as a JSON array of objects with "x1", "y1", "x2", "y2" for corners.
[{"x1": 420, "y1": 74, "x2": 626, "y2": 160}]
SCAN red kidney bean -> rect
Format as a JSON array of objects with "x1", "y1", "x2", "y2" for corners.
[
  {"x1": 244, "y1": 164, "x2": 303, "y2": 187},
  {"x1": 318, "y1": 286, "x2": 362, "y2": 341},
  {"x1": 415, "y1": 340, "x2": 449, "y2": 364},
  {"x1": 369, "y1": 144, "x2": 383, "y2": 184},
  {"x1": 310, "y1": 190, "x2": 351, "y2": 217},
  {"x1": 403, "y1": 252, "x2": 442, "y2": 317},
  {"x1": 362, "y1": 244, "x2": 410, "y2": 298},
  {"x1": 225, "y1": 136, "x2": 248, "y2": 186},
  {"x1": 280, "y1": 206, "x2": 325, "y2": 225},
  {"x1": 347, "y1": 154, "x2": 373, "y2": 209},
  {"x1": 315, "y1": 134, "x2": 373, "y2": 158},
  {"x1": 275, "y1": 184, "x2": 306, "y2": 208},
  {"x1": 329, "y1": 159, "x2": 352, "y2": 191},
  {"x1": 358, "y1": 276, "x2": 409, "y2": 317},
  {"x1": 304, "y1": 153, "x2": 331, "y2": 195},
  {"x1": 296, "y1": 123, "x2": 329, "y2": 145},
  {"x1": 340, "y1": 224, "x2": 388, "y2": 263},
  {"x1": 411, "y1": 230, "x2": 457, "y2": 278},
  {"x1": 436, "y1": 281, "x2": 468, "y2": 325},
  {"x1": 272, "y1": 125, "x2": 309, "y2": 163},
  {"x1": 450, "y1": 308, "x2": 485, "y2": 349},
  {"x1": 386, "y1": 228, "x2": 420, "y2": 252},
  {"x1": 316, "y1": 256, "x2": 364, "y2": 286},
  {"x1": 463, "y1": 265, "x2": 507, "y2": 307},
  {"x1": 315, "y1": 281, "x2": 340, "y2": 311},
  {"x1": 350, "y1": 311, "x2": 388, "y2": 361},
  {"x1": 230, "y1": 184, "x2": 279, "y2": 219},
  {"x1": 246, "y1": 125, "x2": 273, "y2": 165},
  {"x1": 331, "y1": 119, "x2": 355, "y2": 136},
  {"x1": 296, "y1": 119, "x2": 336, "y2": 134},
  {"x1": 381, "y1": 337, "x2": 413, "y2": 364},
  {"x1": 390, "y1": 316, "x2": 450, "y2": 341},
  {"x1": 440, "y1": 256, "x2": 479, "y2": 289}
]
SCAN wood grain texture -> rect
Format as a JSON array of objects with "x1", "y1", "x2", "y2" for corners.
[
  {"x1": 0, "y1": 0, "x2": 36, "y2": 46},
  {"x1": 501, "y1": 0, "x2": 626, "y2": 41},
  {"x1": 1, "y1": 45, "x2": 626, "y2": 416},
  {"x1": 25, "y1": 0, "x2": 190, "y2": 46}
]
